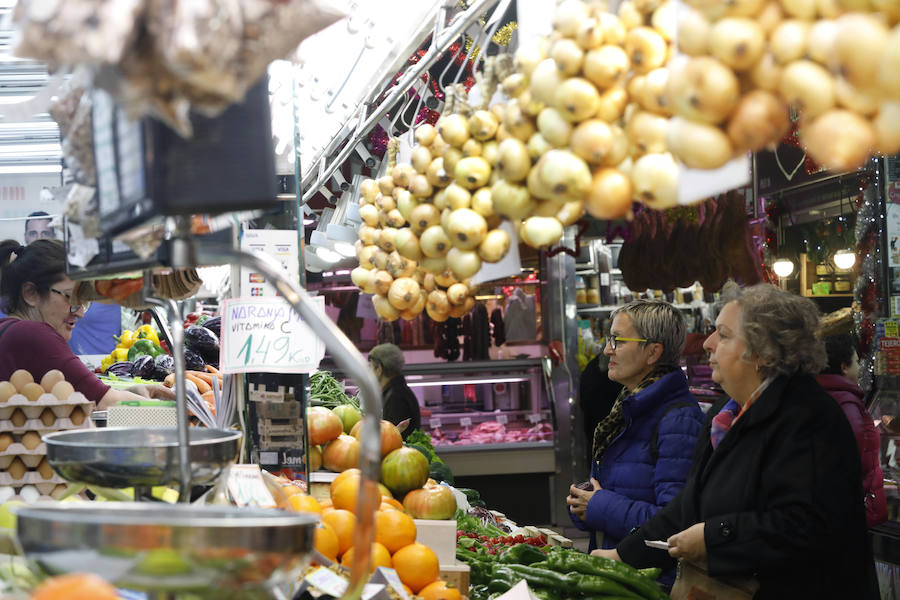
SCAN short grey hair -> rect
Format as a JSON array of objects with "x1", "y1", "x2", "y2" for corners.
[
  {"x1": 721, "y1": 282, "x2": 826, "y2": 378},
  {"x1": 368, "y1": 343, "x2": 405, "y2": 378},
  {"x1": 610, "y1": 300, "x2": 686, "y2": 367}
]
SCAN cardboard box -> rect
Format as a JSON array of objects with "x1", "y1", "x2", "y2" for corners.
[
  {"x1": 414, "y1": 519, "x2": 457, "y2": 565},
  {"x1": 439, "y1": 562, "x2": 470, "y2": 593}
]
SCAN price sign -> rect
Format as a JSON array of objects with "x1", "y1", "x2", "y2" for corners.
[
  {"x1": 226, "y1": 464, "x2": 276, "y2": 508},
  {"x1": 887, "y1": 321, "x2": 899, "y2": 338},
  {"x1": 496, "y1": 414, "x2": 508, "y2": 425},
  {"x1": 220, "y1": 296, "x2": 326, "y2": 374},
  {"x1": 527, "y1": 413, "x2": 543, "y2": 424},
  {"x1": 429, "y1": 417, "x2": 442, "y2": 429},
  {"x1": 460, "y1": 417, "x2": 472, "y2": 428}
]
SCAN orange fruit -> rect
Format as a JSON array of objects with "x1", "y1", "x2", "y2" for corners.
[
  {"x1": 314, "y1": 522, "x2": 340, "y2": 562},
  {"x1": 288, "y1": 494, "x2": 322, "y2": 514},
  {"x1": 330, "y1": 468, "x2": 360, "y2": 496},
  {"x1": 378, "y1": 482, "x2": 393, "y2": 499},
  {"x1": 402, "y1": 583, "x2": 413, "y2": 596},
  {"x1": 375, "y1": 509, "x2": 417, "y2": 554},
  {"x1": 392, "y1": 542, "x2": 439, "y2": 593},
  {"x1": 419, "y1": 580, "x2": 462, "y2": 600},
  {"x1": 32, "y1": 573, "x2": 119, "y2": 600},
  {"x1": 332, "y1": 477, "x2": 361, "y2": 512},
  {"x1": 319, "y1": 498, "x2": 334, "y2": 509},
  {"x1": 381, "y1": 497, "x2": 405, "y2": 511},
  {"x1": 340, "y1": 541, "x2": 392, "y2": 571},
  {"x1": 322, "y1": 509, "x2": 357, "y2": 557},
  {"x1": 379, "y1": 502, "x2": 399, "y2": 512}
]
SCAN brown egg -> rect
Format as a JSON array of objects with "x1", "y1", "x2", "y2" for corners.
[
  {"x1": 37, "y1": 457, "x2": 53, "y2": 480},
  {"x1": 50, "y1": 380, "x2": 75, "y2": 402},
  {"x1": 7, "y1": 457, "x2": 26, "y2": 480},
  {"x1": 69, "y1": 407, "x2": 86, "y2": 426},
  {"x1": 50, "y1": 484, "x2": 68, "y2": 500},
  {"x1": 9, "y1": 369, "x2": 33, "y2": 392},
  {"x1": 40, "y1": 409, "x2": 56, "y2": 427},
  {"x1": 0, "y1": 433, "x2": 12, "y2": 452},
  {"x1": 10, "y1": 409, "x2": 26, "y2": 428},
  {"x1": 39, "y1": 369, "x2": 65, "y2": 393},
  {"x1": 0, "y1": 382, "x2": 16, "y2": 403},
  {"x1": 21, "y1": 431, "x2": 41, "y2": 450},
  {"x1": 21, "y1": 382, "x2": 44, "y2": 402}
]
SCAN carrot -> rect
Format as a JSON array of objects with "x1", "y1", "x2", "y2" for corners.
[
  {"x1": 202, "y1": 391, "x2": 217, "y2": 416},
  {"x1": 185, "y1": 373, "x2": 212, "y2": 394},
  {"x1": 187, "y1": 371, "x2": 215, "y2": 385},
  {"x1": 205, "y1": 364, "x2": 220, "y2": 375},
  {"x1": 164, "y1": 373, "x2": 176, "y2": 388}
]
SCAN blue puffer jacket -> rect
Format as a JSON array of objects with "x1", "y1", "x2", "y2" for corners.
[{"x1": 570, "y1": 370, "x2": 704, "y2": 553}]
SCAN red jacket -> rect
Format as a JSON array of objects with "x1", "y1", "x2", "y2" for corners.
[{"x1": 815, "y1": 374, "x2": 887, "y2": 527}]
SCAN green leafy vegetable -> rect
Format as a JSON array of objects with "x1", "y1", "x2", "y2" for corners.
[{"x1": 308, "y1": 371, "x2": 360, "y2": 410}]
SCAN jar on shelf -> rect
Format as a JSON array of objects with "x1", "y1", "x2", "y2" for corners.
[
  {"x1": 586, "y1": 276, "x2": 600, "y2": 304},
  {"x1": 576, "y1": 276, "x2": 587, "y2": 304}
]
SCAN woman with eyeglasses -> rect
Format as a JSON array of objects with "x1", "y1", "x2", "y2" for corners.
[
  {"x1": 597, "y1": 284, "x2": 879, "y2": 598},
  {"x1": 0, "y1": 240, "x2": 174, "y2": 410},
  {"x1": 566, "y1": 300, "x2": 704, "y2": 585}
]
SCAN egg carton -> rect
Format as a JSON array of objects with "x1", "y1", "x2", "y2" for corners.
[
  {"x1": 0, "y1": 430, "x2": 48, "y2": 456},
  {"x1": 0, "y1": 482, "x2": 70, "y2": 503},
  {"x1": 0, "y1": 448, "x2": 46, "y2": 469},
  {"x1": 0, "y1": 392, "x2": 92, "y2": 421},
  {"x1": 0, "y1": 410, "x2": 95, "y2": 434},
  {"x1": 0, "y1": 470, "x2": 65, "y2": 487}
]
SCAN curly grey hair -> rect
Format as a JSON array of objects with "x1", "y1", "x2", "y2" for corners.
[
  {"x1": 368, "y1": 343, "x2": 405, "y2": 378},
  {"x1": 610, "y1": 300, "x2": 686, "y2": 367},
  {"x1": 721, "y1": 282, "x2": 826, "y2": 378}
]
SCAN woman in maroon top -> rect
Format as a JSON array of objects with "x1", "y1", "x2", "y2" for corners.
[
  {"x1": 0, "y1": 239, "x2": 173, "y2": 410},
  {"x1": 816, "y1": 333, "x2": 887, "y2": 528}
]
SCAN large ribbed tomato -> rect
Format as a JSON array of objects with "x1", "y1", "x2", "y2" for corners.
[
  {"x1": 350, "y1": 419, "x2": 403, "y2": 457},
  {"x1": 323, "y1": 434, "x2": 360, "y2": 472},
  {"x1": 402, "y1": 484, "x2": 457, "y2": 520},
  {"x1": 380, "y1": 447, "x2": 429, "y2": 496},
  {"x1": 307, "y1": 407, "x2": 343, "y2": 446}
]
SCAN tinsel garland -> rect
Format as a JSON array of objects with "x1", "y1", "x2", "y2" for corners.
[{"x1": 853, "y1": 166, "x2": 879, "y2": 392}]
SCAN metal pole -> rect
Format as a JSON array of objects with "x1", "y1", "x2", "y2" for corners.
[
  {"x1": 194, "y1": 243, "x2": 382, "y2": 600},
  {"x1": 299, "y1": 0, "x2": 501, "y2": 202}
]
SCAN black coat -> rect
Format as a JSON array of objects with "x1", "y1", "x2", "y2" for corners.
[
  {"x1": 617, "y1": 373, "x2": 879, "y2": 599},
  {"x1": 382, "y1": 376, "x2": 421, "y2": 440}
]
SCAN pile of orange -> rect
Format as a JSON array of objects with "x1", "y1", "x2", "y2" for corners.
[{"x1": 284, "y1": 468, "x2": 458, "y2": 596}]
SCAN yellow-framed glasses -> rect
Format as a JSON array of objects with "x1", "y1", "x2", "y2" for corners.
[{"x1": 607, "y1": 336, "x2": 649, "y2": 350}]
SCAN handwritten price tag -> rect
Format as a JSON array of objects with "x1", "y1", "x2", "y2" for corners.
[
  {"x1": 220, "y1": 296, "x2": 326, "y2": 374},
  {"x1": 429, "y1": 418, "x2": 442, "y2": 429},
  {"x1": 460, "y1": 417, "x2": 472, "y2": 428},
  {"x1": 496, "y1": 414, "x2": 508, "y2": 425},
  {"x1": 527, "y1": 413, "x2": 543, "y2": 424}
]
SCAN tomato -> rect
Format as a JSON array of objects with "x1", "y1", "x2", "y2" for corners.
[
  {"x1": 322, "y1": 434, "x2": 360, "y2": 472},
  {"x1": 402, "y1": 485, "x2": 457, "y2": 520},
  {"x1": 380, "y1": 447, "x2": 429, "y2": 496},
  {"x1": 350, "y1": 419, "x2": 402, "y2": 458},
  {"x1": 307, "y1": 407, "x2": 343, "y2": 446}
]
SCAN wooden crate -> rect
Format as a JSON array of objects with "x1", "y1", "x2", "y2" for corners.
[{"x1": 439, "y1": 562, "x2": 470, "y2": 594}]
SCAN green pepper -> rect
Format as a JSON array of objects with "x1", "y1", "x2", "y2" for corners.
[
  {"x1": 541, "y1": 549, "x2": 668, "y2": 600},
  {"x1": 502, "y1": 564, "x2": 577, "y2": 592},
  {"x1": 456, "y1": 550, "x2": 492, "y2": 586},
  {"x1": 638, "y1": 567, "x2": 662, "y2": 580},
  {"x1": 570, "y1": 572, "x2": 644, "y2": 598},
  {"x1": 469, "y1": 584, "x2": 491, "y2": 600},
  {"x1": 498, "y1": 543, "x2": 547, "y2": 565},
  {"x1": 127, "y1": 339, "x2": 164, "y2": 361},
  {"x1": 487, "y1": 565, "x2": 519, "y2": 594}
]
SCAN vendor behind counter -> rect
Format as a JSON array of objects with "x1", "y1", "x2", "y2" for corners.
[{"x1": 0, "y1": 239, "x2": 174, "y2": 410}]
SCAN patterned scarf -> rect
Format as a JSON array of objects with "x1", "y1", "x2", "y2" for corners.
[
  {"x1": 591, "y1": 366, "x2": 677, "y2": 464},
  {"x1": 709, "y1": 377, "x2": 773, "y2": 450}
]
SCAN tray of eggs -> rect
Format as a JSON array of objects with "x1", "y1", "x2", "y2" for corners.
[{"x1": 0, "y1": 369, "x2": 93, "y2": 433}]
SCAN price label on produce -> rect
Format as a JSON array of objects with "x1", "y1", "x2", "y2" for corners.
[
  {"x1": 460, "y1": 417, "x2": 472, "y2": 428},
  {"x1": 429, "y1": 417, "x2": 442, "y2": 429},
  {"x1": 496, "y1": 414, "x2": 508, "y2": 425},
  {"x1": 220, "y1": 296, "x2": 326, "y2": 374},
  {"x1": 527, "y1": 413, "x2": 543, "y2": 424}
]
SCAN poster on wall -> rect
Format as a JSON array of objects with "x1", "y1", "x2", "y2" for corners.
[
  {"x1": 876, "y1": 319, "x2": 900, "y2": 376},
  {"x1": 240, "y1": 229, "x2": 300, "y2": 298},
  {"x1": 0, "y1": 172, "x2": 63, "y2": 243},
  {"x1": 886, "y1": 157, "x2": 900, "y2": 310}
]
